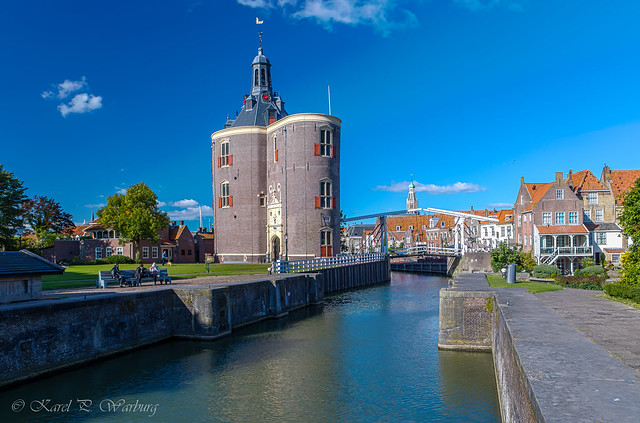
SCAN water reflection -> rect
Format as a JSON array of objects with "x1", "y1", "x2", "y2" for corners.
[{"x1": 0, "y1": 273, "x2": 500, "y2": 422}]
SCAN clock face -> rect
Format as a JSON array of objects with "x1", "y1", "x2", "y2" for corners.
[{"x1": 262, "y1": 93, "x2": 270, "y2": 102}]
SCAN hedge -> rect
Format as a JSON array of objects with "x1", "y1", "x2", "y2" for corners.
[
  {"x1": 604, "y1": 282, "x2": 640, "y2": 303},
  {"x1": 575, "y1": 265, "x2": 606, "y2": 277},
  {"x1": 555, "y1": 275, "x2": 605, "y2": 290}
]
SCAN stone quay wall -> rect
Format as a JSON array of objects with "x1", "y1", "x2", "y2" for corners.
[
  {"x1": 0, "y1": 259, "x2": 389, "y2": 388},
  {"x1": 438, "y1": 273, "x2": 640, "y2": 423}
]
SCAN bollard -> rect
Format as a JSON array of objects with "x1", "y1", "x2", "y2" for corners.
[{"x1": 507, "y1": 263, "x2": 516, "y2": 284}]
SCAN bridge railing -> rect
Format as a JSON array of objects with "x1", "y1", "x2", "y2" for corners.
[
  {"x1": 391, "y1": 245, "x2": 460, "y2": 257},
  {"x1": 269, "y1": 253, "x2": 387, "y2": 274}
]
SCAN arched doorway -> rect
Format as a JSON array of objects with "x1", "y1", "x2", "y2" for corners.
[{"x1": 271, "y1": 236, "x2": 281, "y2": 262}]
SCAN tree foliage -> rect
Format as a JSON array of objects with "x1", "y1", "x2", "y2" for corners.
[
  {"x1": 97, "y1": 183, "x2": 169, "y2": 256},
  {"x1": 490, "y1": 242, "x2": 521, "y2": 272},
  {"x1": 619, "y1": 177, "x2": 640, "y2": 285},
  {"x1": 0, "y1": 165, "x2": 27, "y2": 250},
  {"x1": 21, "y1": 195, "x2": 75, "y2": 237}
]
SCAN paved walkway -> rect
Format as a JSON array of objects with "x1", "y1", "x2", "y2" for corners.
[{"x1": 537, "y1": 288, "x2": 640, "y2": 372}]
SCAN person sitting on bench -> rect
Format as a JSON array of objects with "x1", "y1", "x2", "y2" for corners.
[
  {"x1": 149, "y1": 262, "x2": 160, "y2": 284},
  {"x1": 134, "y1": 263, "x2": 146, "y2": 286},
  {"x1": 111, "y1": 263, "x2": 123, "y2": 287}
]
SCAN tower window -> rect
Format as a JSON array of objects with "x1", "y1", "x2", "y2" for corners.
[
  {"x1": 316, "y1": 179, "x2": 334, "y2": 209},
  {"x1": 261, "y1": 68, "x2": 266, "y2": 86},
  {"x1": 321, "y1": 230, "x2": 332, "y2": 257},
  {"x1": 315, "y1": 129, "x2": 333, "y2": 157},
  {"x1": 219, "y1": 181, "x2": 232, "y2": 208},
  {"x1": 219, "y1": 141, "x2": 232, "y2": 167},
  {"x1": 254, "y1": 69, "x2": 259, "y2": 86}
]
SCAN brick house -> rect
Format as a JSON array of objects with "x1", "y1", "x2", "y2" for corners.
[{"x1": 42, "y1": 220, "x2": 205, "y2": 264}]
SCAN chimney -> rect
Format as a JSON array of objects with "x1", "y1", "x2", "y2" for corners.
[
  {"x1": 179, "y1": 220, "x2": 185, "y2": 226},
  {"x1": 567, "y1": 169, "x2": 573, "y2": 189},
  {"x1": 520, "y1": 176, "x2": 525, "y2": 184},
  {"x1": 470, "y1": 206, "x2": 474, "y2": 213},
  {"x1": 555, "y1": 171, "x2": 563, "y2": 184},
  {"x1": 171, "y1": 221, "x2": 176, "y2": 226},
  {"x1": 602, "y1": 165, "x2": 611, "y2": 183}
]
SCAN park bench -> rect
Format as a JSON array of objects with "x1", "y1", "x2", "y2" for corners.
[{"x1": 96, "y1": 269, "x2": 172, "y2": 288}]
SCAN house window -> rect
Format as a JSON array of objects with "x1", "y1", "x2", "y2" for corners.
[
  {"x1": 422, "y1": 225, "x2": 427, "y2": 230},
  {"x1": 152, "y1": 246, "x2": 158, "y2": 259},
  {"x1": 611, "y1": 254, "x2": 621, "y2": 265},
  {"x1": 259, "y1": 195, "x2": 266, "y2": 207},
  {"x1": 555, "y1": 212, "x2": 565, "y2": 224},
  {"x1": 491, "y1": 227, "x2": 495, "y2": 236},
  {"x1": 484, "y1": 228, "x2": 488, "y2": 237},
  {"x1": 524, "y1": 236, "x2": 527, "y2": 246},
  {"x1": 595, "y1": 209, "x2": 604, "y2": 222},
  {"x1": 396, "y1": 226, "x2": 401, "y2": 231},
  {"x1": 116, "y1": 247, "x2": 123, "y2": 255},
  {"x1": 530, "y1": 234, "x2": 532, "y2": 245},
  {"x1": 219, "y1": 141, "x2": 232, "y2": 167},
  {"x1": 501, "y1": 227, "x2": 506, "y2": 237},
  {"x1": 321, "y1": 230, "x2": 332, "y2": 257},
  {"x1": 441, "y1": 221, "x2": 445, "y2": 228},
  {"x1": 584, "y1": 209, "x2": 591, "y2": 221},
  {"x1": 596, "y1": 233, "x2": 606, "y2": 244},
  {"x1": 219, "y1": 181, "x2": 232, "y2": 208},
  {"x1": 188, "y1": 249, "x2": 192, "y2": 255},
  {"x1": 507, "y1": 226, "x2": 512, "y2": 236},
  {"x1": 518, "y1": 233, "x2": 521, "y2": 243},
  {"x1": 520, "y1": 195, "x2": 523, "y2": 205},
  {"x1": 181, "y1": 249, "x2": 185, "y2": 255},
  {"x1": 409, "y1": 225, "x2": 414, "y2": 231},
  {"x1": 518, "y1": 215, "x2": 522, "y2": 227},
  {"x1": 542, "y1": 212, "x2": 551, "y2": 225},
  {"x1": 569, "y1": 211, "x2": 578, "y2": 224},
  {"x1": 588, "y1": 192, "x2": 598, "y2": 205},
  {"x1": 106, "y1": 247, "x2": 112, "y2": 257},
  {"x1": 95, "y1": 247, "x2": 102, "y2": 259},
  {"x1": 556, "y1": 189, "x2": 564, "y2": 200},
  {"x1": 316, "y1": 179, "x2": 333, "y2": 209},
  {"x1": 142, "y1": 247, "x2": 149, "y2": 259}
]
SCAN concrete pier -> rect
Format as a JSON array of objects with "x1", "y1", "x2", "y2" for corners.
[{"x1": 439, "y1": 273, "x2": 640, "y2": 422}]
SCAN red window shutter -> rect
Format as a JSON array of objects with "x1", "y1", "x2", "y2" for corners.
[
  {"x1": 315, "y1": 196, "x2": 321, "y2": 208},
  {"x1": 275, "y1": 150, "x2": 279, "y2": 162},
  {"x1": 228, "y1": 155, "x2": 233, "y2": 166},
  {"x1": 229, "y1": 196, "x2": 233, "y2": 207},
  {"x1": 314, "y1": 143, "x2": 321, "y2": 156},
  {"x1": 218, "y1": 197, "x2": 222, "y2": 208},
  {"x1": 332, "y1": 197, "x2": 336, "y2": 209},
  {"x1": 328, "y1": 246, "x2": 333, "y2": 257},
  {"x1": 218, "y1": 157, "x2": 221, "y2": 168},
  {"x1": 269, "y1": 117, "x2": 276, "y2": 125},
  {"x1": 332, "y1": 145, "x2": 336, "y2": 158}
]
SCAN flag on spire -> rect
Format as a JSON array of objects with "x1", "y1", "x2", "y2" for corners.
[{"x1": 256, "y1": 17, "x2": 263, "y2": 24}]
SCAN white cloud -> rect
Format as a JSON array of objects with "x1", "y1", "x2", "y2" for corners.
[
  {"x1": 157, "y1": 201, "x2": 167, "y2": 207},
  {"x1": 167, "y1": 205, "x2": 213, "y2": 221},
  {"x1": 57, "y1": 77, "x2": 87, "y2": 99},
  {"x1": 236, "y1": 0, "x2": 418, "y2": 34},
  {"x1": 453, "y1": 0, "x2": 526, "y2": 11},
  {"x1": 115, "y1": 187, "x2": 127, "y2": 195},
  {"x1": 58, "y1": 93, "x2": 103, "y2": 117},
  {"x1": 171, "y1": 199, "x2": 200, "y2": 208},
  {"x1": 84, "y1": 203, "x2": 106, "y2": 209},
  {"x1": 486, "y1": 202, "x2": 513, "y2": 208},
  {"x1": 374, "y1": 180, "x2": 486, "y2": 194}
]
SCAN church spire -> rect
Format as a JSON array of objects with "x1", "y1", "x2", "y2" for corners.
[
  {"x1": 251, "y1": 32, "x2": 272, "y2": 95},
  {"x1": 407, "y1": 176, "x2": 419, "y2": 213}
]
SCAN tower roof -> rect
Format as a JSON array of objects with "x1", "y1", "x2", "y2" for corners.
[{"x1": 252, "y1": 47, "x2": 270, "y2": 65}]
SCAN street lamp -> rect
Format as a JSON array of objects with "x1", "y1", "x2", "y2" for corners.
[{"x1": 16, "y1": 226, "x2": 25, "y2": 250}]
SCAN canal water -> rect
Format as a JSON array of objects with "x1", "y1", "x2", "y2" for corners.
[{"x1": 0, "y1": 273, "x2": 500, "y2": 422}]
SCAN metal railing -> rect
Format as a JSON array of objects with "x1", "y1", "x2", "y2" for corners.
[
  {"x1": 540, "y1": 246, "x2": 593, "y2": 256},
  {"x1": 269, "y1": 253, "x2": 387, "y2": 274},
  {"x1": 391, "y1": 246, "x2": 460, "y2": 257}
]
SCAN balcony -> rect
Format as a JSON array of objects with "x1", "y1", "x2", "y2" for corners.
[{"x1": 540, "y1": 246, "x2": 592, "y2": 256}]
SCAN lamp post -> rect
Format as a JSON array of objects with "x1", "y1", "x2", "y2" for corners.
[{"x1": 16, "y1": 226, "x2": 24, "y2": 250}]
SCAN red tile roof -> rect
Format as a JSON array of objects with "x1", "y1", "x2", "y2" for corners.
[
  {"x1": 536, "y1": 224, "x2": 589, "y2": 234},
  {"x1": 609, "y1": 170, "x2": 640, "y2": 206},
  {"x1": 604, "y1": 248, "x2": 625, "y2": 253},
  {"x1": 524, "y1": 182, "x2": 553, "y2": 211},
  {"x1": 569, "y1": 169, "x2": 607, "y2": 192}
]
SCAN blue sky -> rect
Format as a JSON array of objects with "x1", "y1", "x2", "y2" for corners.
[{"x1": 3, "y1": 0, "x2": 640, "y2": 229}]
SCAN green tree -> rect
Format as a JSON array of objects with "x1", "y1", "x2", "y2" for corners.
[
  {"x1": 340, "y1": 210, "x2": 348, "y2": 252},
  {"x1": 0, "y1": 165, "x2": 27, "y2": 250},
  {"x1": 97, "y1": 183, "x2": 170, "y2": 258},
  {"x1": 619, "y1": 177, "x2": 640, "y2": 285},
  {"x1": 490, "y1": 242, "x2": 521, "y2": 272},
  {"x1": 21, "y1": 195, "x2": 75, "y2": 241}
]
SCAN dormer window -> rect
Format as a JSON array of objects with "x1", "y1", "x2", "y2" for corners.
[{"x1": 556, "y1": 189, "x2": 564, "y2": 200}]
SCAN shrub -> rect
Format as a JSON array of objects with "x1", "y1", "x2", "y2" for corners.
[
  {"x1": 578, "y1": 265, "x2": 606, "y2": 277},
  {"x1": 490, "y1": 243, "x2": 520, "y2": 272},
  {"x1": 532, "y1": 264, "x2": 559, "y2": 278},
  {"x1": 104, "y1": 255, "x2": 135, "y2": 264},
  {"x1": 605, "y1": 282, "x2": 640, "y2": 303},
  {"x1": 580, "y1": 257, "x2": 595, "y2": 268},
  {"x1": 555, "y1": 275, "x2": 605, "y2": 290}
]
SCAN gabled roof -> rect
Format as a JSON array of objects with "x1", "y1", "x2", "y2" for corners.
[
  {"x1": 569, "y1": 169, "x2": 607, "y2": 192},
  {"x1": 496, "y1": 209, "x2": 514, "y2": 224},
  {"x1": 0, "y1": 250, "x2": 65, "y2": 278},
  {"x1": 536, "y1": 224, "x2": 589, "y2": 234},
  {"x1": 609, "y1": 170, "x2": 640, "y2": 206},
  {"x1": 524, "y1": 182, "x2": 554, "y2": 211}
]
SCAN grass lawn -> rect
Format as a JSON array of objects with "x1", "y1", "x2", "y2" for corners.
[
  {"x1": 486, "y1": 274, "x2": 563, "y2": 294},
  {"x1": 42, "y1": 263, "x2": 270, "y2": 289}
]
